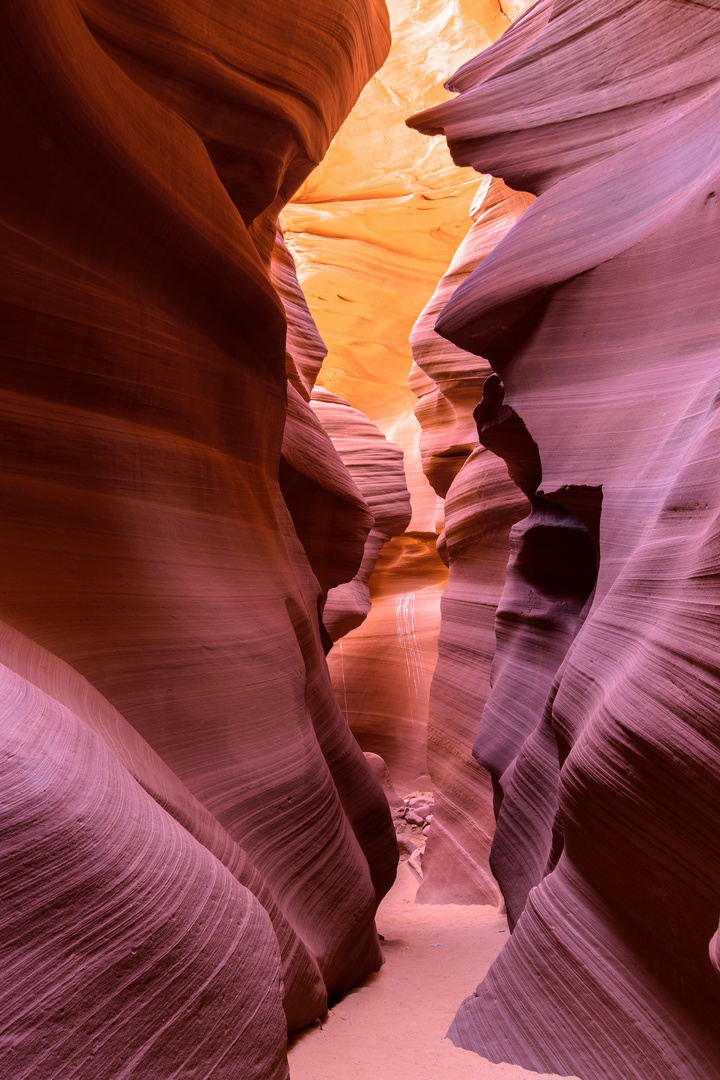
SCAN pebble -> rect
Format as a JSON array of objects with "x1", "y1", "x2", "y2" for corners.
[{"x1": 393, "y1": 793, "x2": 436, "y2": 836}]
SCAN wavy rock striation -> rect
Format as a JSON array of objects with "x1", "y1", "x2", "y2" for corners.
[
  {"x1": 415, "y1": 442, "x2": 529, "y2": 904},
  {"x1": 410, "y1": 0, "x2": 720, "y2": 1076},
  {"x1": 274, "y1": 239, "x2": 373, "y2": 609},
  {"x1": 282, "y1": 0, "x2": 533, "y2": 809},
  {"x1": 410, "y1": 174, "x2": 532, "y2": 903},
  {"x1": 313, "y1": 387, "x2": 412, "y2": 642},
  {"x1": 270, "y1": 216, "x2": 419, "y2": 795},
  {"x1": 271, "y1": 231, "x2": 412, "y2": 646},
  {"x1": 0, "y1": 626, "x2": 290, "y2": 1080},
  {"x1": 0, "y1": 2, "x2": 395, "y2": 1077},
  {"x1": 409, "y1": 175, "x2": 533, "y2": 499}
]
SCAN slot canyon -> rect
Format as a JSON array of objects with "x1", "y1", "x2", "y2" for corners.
[{"x1": 2, "y1": 0, "x2": 720, "y2": 1078}]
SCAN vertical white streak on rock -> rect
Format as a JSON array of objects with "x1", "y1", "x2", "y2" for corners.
[
  {"x1": 338, "y1": 638, "x2": 350, "y2": 721},
  {"x1": 395, "y1": 592, "x2": 428, "y2": 733}
]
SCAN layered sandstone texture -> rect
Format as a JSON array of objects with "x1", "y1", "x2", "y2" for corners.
[
  {"x1": 409, "y1": 175, "x2": 533, "y2": 499},
  {"x1": 415, "y1": 445, "x2": 529, "y2": 903},
  {"x1": 327, "y1": 533, "x2": 449, "y2": 793},
  {"x1": 409, "y1": 0, "x2": 720, "y2": 1077},
  {"x1": 271, "y1": 233, "x2": 413, "y2": 647},
  {"x1": 281, "y1": 0, "x2": 533, "y2": 806},
  {"x1": 0, "y1": 2, "x2": 398, "y2": 1078},
  {"x1": 410, "y1": 176, "x2": 532, "y2": 903},
  {"x1": 272, "y1": 232, "x2": 377, "y2": 605},
  {"x1": 312, "y1": 387, "x2": 412, "y2": 641},
  {"x1": 281, "y1": 0, "x2": 532, "y2": 524}
]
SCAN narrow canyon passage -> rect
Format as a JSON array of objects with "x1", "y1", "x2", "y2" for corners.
[
  {"x1": 288, "y1": 865, "x2": 580, "y2": 1080},
  {"x1": 2, "y1": 2, "x2": 720, "y2": 1080}
]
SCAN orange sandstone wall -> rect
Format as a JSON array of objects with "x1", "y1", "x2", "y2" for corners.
[
  {"x1": 282, "y1": 0, "x2": 534, "y2": 808},
  {"x1": 0, "y1": 2, "x2": 396, "y2": 1078},
  {"x1": 271, "y1": 230, "x2": 413, "y2": 648},
  {"x1": 281, "y1": 0, "x2": 524, "y2": 514}
]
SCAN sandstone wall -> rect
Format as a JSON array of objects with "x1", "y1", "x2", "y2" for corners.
[
  {"x1": 271, "y1": 231, "x2": 414, "y2": 653},
  {"x1": 281, "y1": 0, "x2": 534, "y2": 809},
  {"x1": 409, "y1": 0, "x2": 720, "y2": 1075},
  {"x1": 313, "y1": 387, "x2": 413, "y2": 643},
  {"x1": 0, "y1": 2, "x2": 396, "y2": 1077},
  {"x1": 410, "y1": 176, "x2": 532, "y2": 903}
]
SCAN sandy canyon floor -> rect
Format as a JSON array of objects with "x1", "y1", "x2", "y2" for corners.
[{"x1": 288, "y1": 862, "x2": 579, "y2": 1080}]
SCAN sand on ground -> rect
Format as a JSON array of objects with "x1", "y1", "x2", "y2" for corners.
[{"x1": 288, "y1": 861, "x2": 579, "y2": 1080}]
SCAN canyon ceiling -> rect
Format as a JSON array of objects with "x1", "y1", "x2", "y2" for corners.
[{"x1": 1, "y1": 2, "x2": 720, "y2": 1080}]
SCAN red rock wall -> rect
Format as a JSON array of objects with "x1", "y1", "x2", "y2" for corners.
[
  {"x1": 312, "y1": 387, "x2": 412, "y2": 642},
  {"x1": 0, "y1": 2, "x2": 395, "y2": 1077},
  {"x1": 270, "y1": 232, "x2": 413, "y2": 646},
  {"x1": 326, "y1": 534, "x2": 447, "y2": 794},
  {"x1": 410, "y1": 0, "x2": 720, "y2": 1075},
  {"x1": 279, "y1": 2, "x2": 536, "y2": 805}
]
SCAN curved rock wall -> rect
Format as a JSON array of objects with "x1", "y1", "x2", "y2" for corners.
[
  {"x1": 281, "y1": 0, "x2": 534, "y2": 532},
  {"x1": 409, "y1": 176, "x2": 533, "y2": 499},
  {"x1": 312, "y1": 387, "x2": 412, "y2": 642},
  {"x1": 281, "y1": 0, "x2": 534, "y2": 809},
  {"x1": 409, "y1": 0, "x2": 720, "y2": 1076},
  {"x1": 410, "y1": 174, "x2": 532, "y2": 903},
  {"x1": 0, "y1": 2, "x2": 395, "y2": 1077},
  {"x1": 326, "y1": 534, "x2": 448, "y2": 793},
  {"x1": 271, "y1": 232, "x2": 413, "y2": 648},
  {"x1": 415, "y1": 445, "x2": 529, "y2": 904}
]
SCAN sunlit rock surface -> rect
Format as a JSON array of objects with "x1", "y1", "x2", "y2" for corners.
[
  {"x1": 271, "y1": 230, "x2": 412, "y2": 641},
  {"x1": 270, "y1": 230, "x2": 328, "y2": 399},
  {"x1": 0, "y1": 1, "x2": 395, "y2": 1076},
  {"x1": 281, "y1": 0, "x2": 532, "y2": 527},
  {"x1": 410, "y1": 0, "x2": 720, "y2": 1076},
  {"x1": 281, "y1": 0, "x2": 534, "y2": 812},
  {"x1": 274, "y1": 238, "x2": 375, "y2": 601},
  {"x1": 271, "y1": 230, "x2": 413, "y2": 654},
  {"x1": 281, "y1": 0, "x2": 516, "y2": 425}
]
